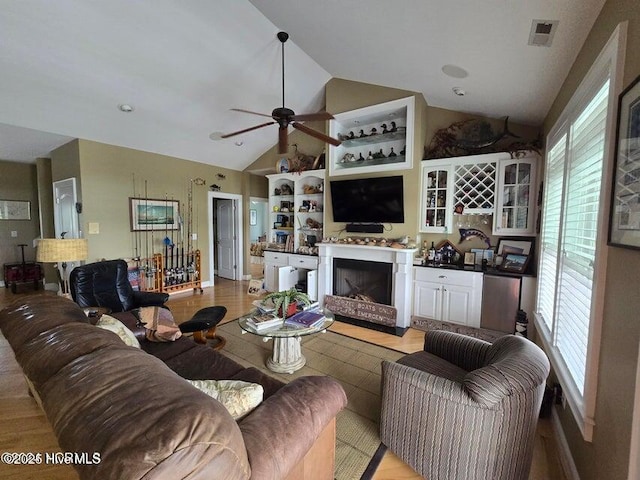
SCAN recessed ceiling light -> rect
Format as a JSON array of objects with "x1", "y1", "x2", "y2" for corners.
[
  {"x1": 234, "y1": 141, "x2": 243, "y2": 147},
  {"x1": 452, "y1": 87, "x2": 466, "y2": 96},
  {"x1": 442, "y1": 65, "x2": 469, "y2": 79},
  {"x1": 118, "y1": 104, "x2": 134, "y2": 113}
]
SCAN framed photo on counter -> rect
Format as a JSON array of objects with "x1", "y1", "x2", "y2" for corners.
[{"x1": 499, "y1": 253, "x2": 530, "y2": 274}]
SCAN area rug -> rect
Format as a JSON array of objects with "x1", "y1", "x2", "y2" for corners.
[
  {"x1": 217, "y1": 321, "x2": 404, "y2": 480},
  {"x1": 411, "y1": 315, "x2": 507, "y2": 342}
]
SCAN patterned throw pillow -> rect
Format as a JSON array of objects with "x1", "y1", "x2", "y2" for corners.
[
  {"x1": 96, "y1": 315, "x2": 141, "y2": 348},
  {"x1": 137, "y1": 306, "x2": 182, "y2": 342},
  {"x1": 187, "y1": 379, "x2": 264, "y2": 419}
]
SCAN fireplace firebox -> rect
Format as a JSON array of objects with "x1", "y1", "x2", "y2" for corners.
[{"x1": 333, "y1": 259, "x2": 393, "y2": 305}]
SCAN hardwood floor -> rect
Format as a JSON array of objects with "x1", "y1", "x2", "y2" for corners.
[{"x1": 0, "y1": 279, "x2": 566, "y2": 479}]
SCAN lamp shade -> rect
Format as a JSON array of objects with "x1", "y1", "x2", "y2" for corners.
[{"x1": 36, "y1": 238, "x2": 88, "y2": 263}]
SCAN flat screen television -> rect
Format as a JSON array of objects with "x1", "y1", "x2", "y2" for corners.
[{"x1": 330, "y1": 175, "x2": 405, "y2": 224}]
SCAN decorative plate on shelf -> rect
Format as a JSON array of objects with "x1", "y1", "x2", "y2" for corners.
[{"x1": 276, "y1": 157, "x2": 289, "y2": 173}]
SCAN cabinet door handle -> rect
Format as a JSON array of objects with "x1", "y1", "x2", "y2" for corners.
[{"x1": 438, "y1": 275, "x2": 447, "y2": 279}]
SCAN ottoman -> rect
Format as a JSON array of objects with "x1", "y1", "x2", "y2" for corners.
[{"x1": 179, "y1": 306, "x2": 227, "y2": 350}]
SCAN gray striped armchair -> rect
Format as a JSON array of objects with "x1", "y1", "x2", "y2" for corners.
[{"x1": 380, "y1": 330, "x2": 550, "y2": 480}]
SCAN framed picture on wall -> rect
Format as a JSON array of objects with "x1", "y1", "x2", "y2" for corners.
[
  {"x1": 609, "y1": 74, "x2": 640, "y2": 249},
  {"x1": 130, "y1": 198, "x2": 180, "y2": 231},
  {"x1": 0, "y1": 200, "x2": 31, "y2": 220}
]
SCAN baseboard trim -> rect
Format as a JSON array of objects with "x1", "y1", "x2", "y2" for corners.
[{"x1": 551, "y1": 406, "x2": 581, "y2": 480}]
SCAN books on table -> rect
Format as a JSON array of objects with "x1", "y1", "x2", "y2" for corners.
[
  {"x1": 246, "y1": 313, "x2": 282, "y2": 332},
  {"x1": 284, "y1": 310, "x2": 326, "y2": 329}
]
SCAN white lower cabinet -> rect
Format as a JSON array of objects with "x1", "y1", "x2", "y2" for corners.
[
  {"x1": 413, "y1": 267, "x2": 483, "y2": 328},
  {"x1": 264, "y1": 251, "x2": 319, "y2": 301}
]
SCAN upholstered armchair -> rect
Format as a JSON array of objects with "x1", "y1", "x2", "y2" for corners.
[
  {"x1": 380, "y1": 330, "x2": 550, "y2": 480},
  {"x1": 70, "y1": 260, "x2": 169, "y2": 313}
]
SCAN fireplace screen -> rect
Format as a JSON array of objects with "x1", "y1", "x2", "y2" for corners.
[{"x1": 333, "y1": 259, "x2": 393, "y2": 305}]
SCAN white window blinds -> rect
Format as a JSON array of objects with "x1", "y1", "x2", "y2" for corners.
[
  {"x1": 537, "y1": 134, "x2": 566, "y2": 332},
  {"x1": 536, "y1": 79, "x2": 610, "y2": 396}
]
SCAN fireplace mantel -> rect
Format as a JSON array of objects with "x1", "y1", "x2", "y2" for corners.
[{"x1": 317, "y1": 243, "x2": 417, "y2": 329}]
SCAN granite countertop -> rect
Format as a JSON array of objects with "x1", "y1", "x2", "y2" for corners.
[{"x1": 415, "y1": 261, "x2": 536, "y2": 278}]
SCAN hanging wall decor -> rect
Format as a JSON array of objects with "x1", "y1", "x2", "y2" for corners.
[
  {"x1": 130, "y1": 198, "x2": 180, "y2": 231},
  {"x1": 609, "y1": 74, "x2": 640, "y2": 250}
]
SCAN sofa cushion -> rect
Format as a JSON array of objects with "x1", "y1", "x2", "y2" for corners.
[
  {"x1": 96, "y1": 314, "x2": 141, "y2": 348},
  {"x1": 187, "y1": 379, "x2": 264, "y2": 419},
  {"x1": 0, "y1": 296, "x2": 88, "y2": 353},
  {"x1": 16, "y1": 322, "x2": 124, "y2": 388},
  {"x1": 162, "y1": 344, "x2": 246, "y2": 380}
]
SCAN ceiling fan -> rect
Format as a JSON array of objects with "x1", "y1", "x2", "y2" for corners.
[{"x1": 220, "y1": 31, "x2": 341, "y2": 154}]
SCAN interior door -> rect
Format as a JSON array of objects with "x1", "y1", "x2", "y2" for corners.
[
  {"x1": 53, "y1": 178, "x2": 80, "y2": 239},
  {"x1": 216, "y1": 199, "x2": 236, "y2": 280},
  {"x1": 52, "y1": 178, "x2": 81, "y2": 291}
]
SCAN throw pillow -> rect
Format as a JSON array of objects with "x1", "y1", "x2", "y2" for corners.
[
  {"x1": 187, "y1": 379, "x2": 264, "y2": 420},
  {"x1": 96, "y1": 315, "x2": 141, "y2": 348},
  {"x1": 137, "y1": 306, "x2": 182, "y2": 342}
]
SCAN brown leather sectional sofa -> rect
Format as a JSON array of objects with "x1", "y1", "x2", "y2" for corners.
[{"x1": 0, "y1": 295, "x2": 347, "y2": 480}]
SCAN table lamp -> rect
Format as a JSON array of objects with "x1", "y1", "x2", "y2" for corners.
[{"x1": 36, "y1": 238, "x2": 88, "y2": 296}]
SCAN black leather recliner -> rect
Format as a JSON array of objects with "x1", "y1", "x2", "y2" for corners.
[{"x1": 69, "y1": 259, "x2": 169, "y2": 312}]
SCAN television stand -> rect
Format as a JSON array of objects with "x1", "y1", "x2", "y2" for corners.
[{"x1": 345, "y1": 223, "x2": 384, "y2": 234}]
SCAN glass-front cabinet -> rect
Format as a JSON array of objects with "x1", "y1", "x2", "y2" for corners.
[
  {"x1": 493, "y1": 156, "x2": 537, "y2": 235},
  {"x1": 420, "y1": 162, "x2": 453, "y2": 233},
  {"x1": 419, "y1": 152, "x2": 539, "y2": 236}
]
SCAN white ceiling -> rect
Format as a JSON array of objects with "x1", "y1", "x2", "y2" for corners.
[{"x1": 0, "y1": 0, "x2": 606, "y2": 170}]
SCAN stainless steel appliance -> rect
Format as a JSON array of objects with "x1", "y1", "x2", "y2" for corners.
[{"x1": 481, "y1": 274, "x2": 521, "y2": 333}]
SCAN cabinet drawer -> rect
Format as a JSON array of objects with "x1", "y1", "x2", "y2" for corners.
[
  {"x1": 264, "y1": 251, "x2": 289, "y2": 266},
  {"x1": 288, "y1": 254, "x2": 318, "y2": 270},
  {"x1": 414, "y1": 267, "x2": 482, "y2": 287}
]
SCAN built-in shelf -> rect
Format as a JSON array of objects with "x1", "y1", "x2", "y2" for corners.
[{"x1": 329, "y1": 96, "x2": 415, "y2": 176}]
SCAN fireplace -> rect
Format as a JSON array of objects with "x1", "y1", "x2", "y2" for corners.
[
  {"x1": 318, "y1": 243, "x2": 417, "y2": 335},
  {"x1": 333, "y1": 259, "x2": 393, "y2": 305}
]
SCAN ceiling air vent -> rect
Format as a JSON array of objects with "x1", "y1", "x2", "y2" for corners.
[{"x1": 528, "y1": 20, "x2": 559, "y2": 47}]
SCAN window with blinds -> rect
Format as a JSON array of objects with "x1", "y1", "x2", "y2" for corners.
[{"x1": 536, "y1": 78, "x2": 610, "y2": 395}]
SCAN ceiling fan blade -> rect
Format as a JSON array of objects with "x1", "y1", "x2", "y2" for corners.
[
  {"x1": 292, "y1": 122, "x2": 342, "y2": 147},
  {"x1": 290, "y1": 111, "x2": 334, "y2": 122},
  {"x1": 220, "y1": 121, "x2": 275, "y2": 139},
  {"x1": 230, "y1": 108, "x2": 273, "y2": 119},
  {"x1": 278, "y1": 126, "x2": 288, "y2": 154}
]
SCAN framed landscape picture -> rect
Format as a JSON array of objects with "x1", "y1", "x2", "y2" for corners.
[
  {"x1": 0, "y1": 200, "x2": 31, "y2": 220},
  {"x1": 609, "y1": 74, "x2": 640, "y2": 249},
  {"x1": 130, "y1": 198, "x2": 180, "y2": 231},
  {"x1": 499, "y1": 253, "x2": 530, "y2": 274}
]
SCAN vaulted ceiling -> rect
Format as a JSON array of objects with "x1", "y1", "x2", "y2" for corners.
[{"x1": 0, "y1": 0, "x2": 606, "y2": 169}]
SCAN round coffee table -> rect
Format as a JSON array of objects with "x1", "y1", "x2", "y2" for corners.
[{"x1": 238, "y1": 308, "x2": 334, "y2": 374}]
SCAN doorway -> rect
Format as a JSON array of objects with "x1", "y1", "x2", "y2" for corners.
[
  {"x1": 53, "y1": 178, "x2": 80, "y2": 239},
  {"x1": 208, "y1": 191, "x2": 243, "y2": 285}
]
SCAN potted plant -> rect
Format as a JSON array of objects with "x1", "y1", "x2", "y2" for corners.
[{"x1": 262, "y1": 288, "x2": 311, "y2": 318}]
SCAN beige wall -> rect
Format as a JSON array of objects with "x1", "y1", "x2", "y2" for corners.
[
  {"x1": 0, "y1": 160, "x2": 41, "y2": 269},
  {"x1": 542, "y1": 2, "x2": 640, "y2": 479},
  {"x1": 53, "y1": 139, "x2": 246, "y2": 282}
]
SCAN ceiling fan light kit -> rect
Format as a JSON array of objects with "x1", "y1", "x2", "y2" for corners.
[{"x1": 219, "y1": 32, "x2": 341, "y2": 154}]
